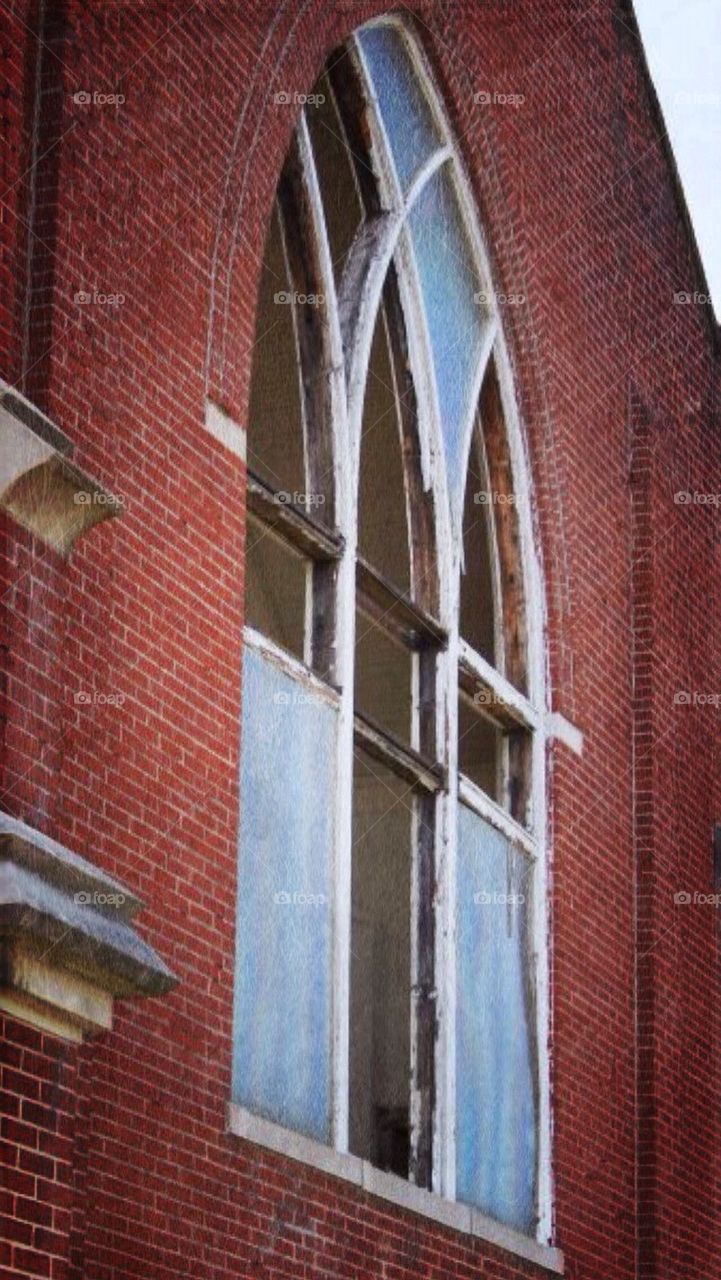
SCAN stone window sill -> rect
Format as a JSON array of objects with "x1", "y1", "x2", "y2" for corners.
[{"x1": 227, "y1": 1103, "x2": 564, "y2": 1275}]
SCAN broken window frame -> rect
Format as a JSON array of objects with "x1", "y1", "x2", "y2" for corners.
[{"x1": 238, "y1": 13, "x2": 551, "y2": 1243}]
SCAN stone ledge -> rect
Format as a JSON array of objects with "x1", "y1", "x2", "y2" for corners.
[
  {"x1": 0, "y1": 812, "x2": 177, "y2": 1040},
  {"x1": 0, "y1": 381, "x2": 122, "y2": 554}
]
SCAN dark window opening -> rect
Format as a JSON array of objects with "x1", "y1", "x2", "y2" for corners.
[{"x1": 349, "y1": 751, "x2": 412, "y2": 1176}]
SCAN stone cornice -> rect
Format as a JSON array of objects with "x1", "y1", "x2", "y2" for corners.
[{"x1": 0, "y1": 813, "x2": 177, "y2": 1041}]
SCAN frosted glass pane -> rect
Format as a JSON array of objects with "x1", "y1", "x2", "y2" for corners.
[
  {"x1": 359, "y1": 25, "x2": 441, "y2": 192},
  {"x1": 407, "y1": 168, "x2": 484, "y2": 506},
  {"x1": 455, "y1": 805, "x2": 537, "y2": 1232},
  {"x1": 232, "y1": 646, "x2": 336, "y2": 1141}
]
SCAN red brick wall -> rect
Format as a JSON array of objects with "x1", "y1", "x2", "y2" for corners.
[
  {"x1": 1, "y1": 2, "x2": 719, "y2": 1279},
  {"x1": 0, "y1": 1016, "x2": 77, "y2": 1279}
]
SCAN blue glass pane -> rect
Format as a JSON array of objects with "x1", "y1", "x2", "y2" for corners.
[
  {"x1": 407, "y1": 168, "x2": 484, "y2": 508},
  {"x1": 359, "y1": 25, "x2": 441, "y2": 192},
  {"x1": 232, "y1": 646, "x2": 336, "y2": 1141},
  {"x1": 455, "y1": 805, "x2": 537, "y2": 1232}
]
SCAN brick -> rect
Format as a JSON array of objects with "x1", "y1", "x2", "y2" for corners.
[{"x1": 0, "y1": 5, "x2": 719, "y2": 1280}]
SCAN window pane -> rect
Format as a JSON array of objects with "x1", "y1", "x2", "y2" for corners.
[
  {"x1": 407, "y1": 167, "x2": 486, "y2": 507},
  {"x1": 232, "y1": 646, "x2": 336, "y2": 1141},
  {"x1": 245, "y1": 517, "x2": 308, "y2": 662},
  {"x1": 460, "y1": 431, "x2": 496, "y2": 663},
  {"x1": 349, "y1": 750, "x2": 412, "y2": 1175},
  {"x1": 246, "y1": 203, "x2": 306, "y2": 496},
  {"x1": 458, "y1": 689, "x2": 503, "y2": 803},
  {"x1": 357, "y1": 294, "x2": 411, "y2": 592},
  {"x1": 306, "y1": 72, "x2": 365, "y2": 284},
  {"x1": 359, "y1": 25, "x2": 442, "y2": 192},
  {"x1": 455, "y1": 805, "x2": 537, "y2": 1232},
  {"x1": 355, "y1": 605, "x2": 413, "y2": 744},
  {"x1": 479, "y1": 361, "x2": 528, "y2": 694}
]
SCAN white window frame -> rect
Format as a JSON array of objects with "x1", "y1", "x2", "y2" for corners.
[{"x1": 237, "y1": 13, "x2": 552, "y2": 1248}]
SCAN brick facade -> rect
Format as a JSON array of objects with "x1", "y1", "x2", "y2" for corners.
[{"x1": 1, "y1": 2, "x2": 719, "y2": 1278}]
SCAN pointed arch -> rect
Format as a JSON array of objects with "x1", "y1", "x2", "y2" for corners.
[{"x1": 233, "y1": 12, "x2": 550, "y2": 1244}]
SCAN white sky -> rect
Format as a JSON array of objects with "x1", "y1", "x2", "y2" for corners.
[{"x1": 633, "y1": 0, "x2": 721, "y2": 311}]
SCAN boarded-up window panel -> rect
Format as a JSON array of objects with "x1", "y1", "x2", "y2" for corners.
[
  {"x1": 349, "y1": 750, "x2": 412, "y2": 1175},
  {"x1": 357, "y1": 296, "x2": 411, "y2": 592},
  {"x1": 455, "y1": 805, "x2": 537, "y2": 1232},
  {"x1": 232, "y1": 646, "x2": 336, "y2": 1141},
  {"x1": 246, "y1": 203, "x2": 306, "y2": 496},
  {"x1": 245, "y1": 516, "x2": 308, "y2": 663},
  {"x1": 460, "y1": 430, "x2": 496, "y2": 663}
]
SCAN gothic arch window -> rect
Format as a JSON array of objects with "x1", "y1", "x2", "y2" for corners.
[{"x1": 233, "y1": 17, "x2": 549, "y2": 1243}]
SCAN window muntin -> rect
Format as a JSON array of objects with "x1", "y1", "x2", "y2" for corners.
[{"x1": 235, "y1": 16, "x2": 548, "y2": 1242}]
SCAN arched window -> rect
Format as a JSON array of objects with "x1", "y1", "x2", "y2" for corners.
[{"x1": 233, "y1": 17, "x2": 548, "y2": 1242}]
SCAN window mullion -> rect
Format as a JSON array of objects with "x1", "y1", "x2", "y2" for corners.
[
  {"x1": 354, "y1": 42, "x2": 456, "y2": 1199},
  {"x1": 296, "y1": 114, "x2": 356, "y2": 1154}
]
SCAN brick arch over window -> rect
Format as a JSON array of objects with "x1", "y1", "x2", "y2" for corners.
[{"x1": 230, "y1": 12, "x2": 559, "y2": 1243}]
